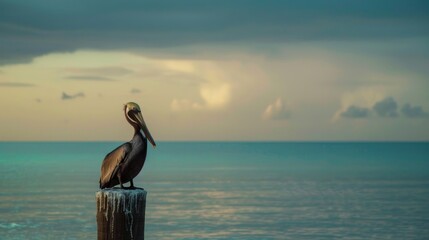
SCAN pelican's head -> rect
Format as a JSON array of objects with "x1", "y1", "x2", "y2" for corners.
[{"x1": 124, "y1": 102, "x2": 156, "y2": 147}]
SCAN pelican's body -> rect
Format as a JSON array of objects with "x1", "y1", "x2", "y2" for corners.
[{"x1": 99, "y1": 102, "x2": 156, "y2": 189}]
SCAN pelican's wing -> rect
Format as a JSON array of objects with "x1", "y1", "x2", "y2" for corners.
[{"x1": 99, "y1": 142, "x2": 132, "y2": 188}]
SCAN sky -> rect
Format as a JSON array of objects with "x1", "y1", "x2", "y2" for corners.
[{"x1": 0, "y1": 0, "x2": 428, "y2": 141}]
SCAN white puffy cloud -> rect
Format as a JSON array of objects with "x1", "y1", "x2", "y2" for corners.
[
  {"x1": 170, "y1": 82, "x2": 231, "y2": 111},
  {"x1": 262, "y1": 97, "x2": 291, "y2": 120},
  {"x1": 167, "y1": 60, "x2": 232, "y2": 112},
  {"x1": 200, "y1": 82, "x2": 231, "y2": 109}
]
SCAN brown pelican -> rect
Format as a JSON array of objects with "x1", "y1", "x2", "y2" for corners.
[{"x1": 99, "y1": 102, "x2": 156, "y2": 189}]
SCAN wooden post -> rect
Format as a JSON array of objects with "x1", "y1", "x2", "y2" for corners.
[{"x1": 96, "y1": 189, "x2": 147, "y2": 240}]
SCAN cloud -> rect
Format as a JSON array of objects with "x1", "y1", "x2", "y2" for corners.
[
  {"x1": 130, "y1": 88, "x2": 141, "y2": 94},
  {"x1": 200, "y1": 83, "x2": 230, "y2": 109},
  {"x1": 64, "y1": 75, "x2": 114, "y2": 81},
  {"x1": 64, "y1": 66, "x2": 133, "y2": 76},
  {"x1": 262, "y1": 98, "x2": 291, "y2": 120},
  {"x1": 401, "y1": 103, "x2": 429, "y2": 118},
  {"x1": 373, "y1": 97, "x2": 398, "y2": 118},
  {"x1": 61, "y1": 92, "x2": 84, "y2": 100},
  {"x1": 332, "y1": 87, "x2": 386, "y2": 122},
  {"x1": 1, "y1": 1, "x2": 428, "y2": 65},
  {"x1": 62, "y1": 66, "x2": 134, "y2": 81},
  {"x1": 0, "y1": 82, "x2": 35, "y2": 87},
  {"x1": 340, "y1": 105, "x2": 370, "y2": 118},
  {"x1": 166, "y1": 59, "x2": 232, "y2": 112},
  {"x1": 171, "y1": 83, "x2": 231, "y2": 111},
  {"x1": 338, "y1": 96, "x2": 429, "y2": 120},
  {"x1": 170, "y1": 99, "x2": 202, "y2": 111}
]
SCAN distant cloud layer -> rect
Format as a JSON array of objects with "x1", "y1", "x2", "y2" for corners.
[
  {"x1": 0, "y1": 82, "x2": 35, "y2": 87},
  {"x1": 263, "y1": 98, "x2": 291, "y2": 120},
  {"x1": 62, "y1": 92, "x2": 84, "y2": 100},
  {"x1": 65, "y1": 75, "x2": 114, "y2": 81},
  {"x1": 64, "y1": 66, "x2": 133, "y2": 76},
  {"x1": 339, "y1": 96, "x2": 429, "y2": 120}
]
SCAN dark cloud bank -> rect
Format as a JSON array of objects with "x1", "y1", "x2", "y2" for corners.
[{"x1": 1, "y1": 0, "x2": 428, "y2": 65}]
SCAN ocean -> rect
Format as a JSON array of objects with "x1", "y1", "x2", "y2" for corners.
[{"x1": 0, "y1": 142, "x2": 428, "y2": 239}]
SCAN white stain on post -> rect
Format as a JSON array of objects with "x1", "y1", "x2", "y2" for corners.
[{"x1": 96, "y1": 189, "x2": 147, "y2": 240}]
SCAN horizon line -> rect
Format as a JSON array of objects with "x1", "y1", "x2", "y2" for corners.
[{"x1": 1, "y1": 140, "x2": 428, "y2": 143}]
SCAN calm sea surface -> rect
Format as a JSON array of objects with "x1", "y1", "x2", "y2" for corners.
[{"x1": 0, "y1": 142, "x2": 429, "y2": 239}]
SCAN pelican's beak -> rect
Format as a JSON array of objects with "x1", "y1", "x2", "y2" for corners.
[{"x1": 135, "y1": 111, "x2": 156, "y2": 148}]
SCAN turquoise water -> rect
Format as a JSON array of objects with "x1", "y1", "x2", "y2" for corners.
[{"x1": 1, "y1": 142, "x2": 429, "y2": 239}]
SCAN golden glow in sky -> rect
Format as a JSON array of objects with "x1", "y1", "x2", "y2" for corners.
[
  {"x1": 1, "y1": 1, "x2": 428, "y2": 141},
  {"x1": 1, "y1": 47, "x2": 428, "y2": 141}
]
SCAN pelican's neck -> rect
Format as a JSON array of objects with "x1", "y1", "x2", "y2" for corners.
[
  {"x1": 132, "y1": 126, "x2": 146, "y2": 142},
  {"x1": 132, "y1": 124, "x2": 140, "y2": 135},
  {"x1": 131, "y1": 128, "x2": 147, "y2": 151}
]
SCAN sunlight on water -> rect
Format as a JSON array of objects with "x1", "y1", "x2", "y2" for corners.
[{"x1": 1, "y1": 142, "x2": 429, "y2": 239}]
